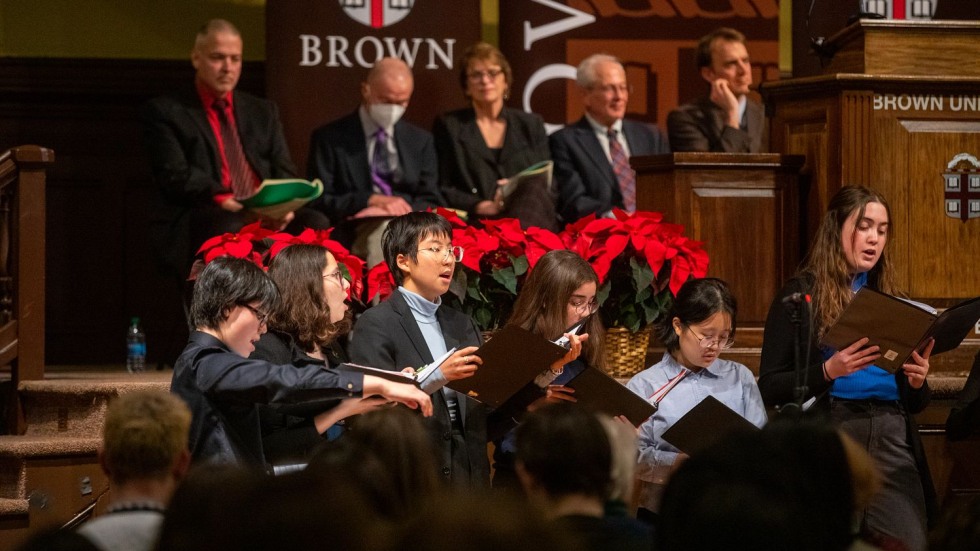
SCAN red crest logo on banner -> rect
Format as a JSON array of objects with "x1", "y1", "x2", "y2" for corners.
[{"x1": 339, "y1": 0, "x2": 416, "y2": 29}]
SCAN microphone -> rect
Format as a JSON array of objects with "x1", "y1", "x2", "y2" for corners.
[{"x1": 781, "y1": 293, "x2": 811, "y2": 307}]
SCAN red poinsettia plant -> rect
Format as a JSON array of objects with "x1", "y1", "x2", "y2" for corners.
[
  {"x1": 562, "y1": 209, "x2": 710, "y2": 332},
  {"x1": 192, "y1": 222, "x2": 365, "y2": 303}
]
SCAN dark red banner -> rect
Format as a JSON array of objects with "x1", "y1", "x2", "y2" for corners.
[{"x1": 266, "y1": 0, "x2": 482, "y2": 172}]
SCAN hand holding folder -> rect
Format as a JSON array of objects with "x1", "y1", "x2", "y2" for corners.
[{"x1": 821, "y1": 288, "x2": 980, "y2": 373}]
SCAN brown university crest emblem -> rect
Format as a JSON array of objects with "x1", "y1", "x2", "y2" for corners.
[{"x1": 943, "y1": 153, "x2": 980, "y2": 222}]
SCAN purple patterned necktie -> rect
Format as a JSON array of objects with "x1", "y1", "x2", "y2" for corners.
[
  {"x1": 213, "y1": 99, "x2": 256, "y2": 199},
  {"x1": 371, "y1": 128, "x2": 393, "y2": 196},
  {"x1": 608, "y1": 129, "x2": 636, "y2": 212}
]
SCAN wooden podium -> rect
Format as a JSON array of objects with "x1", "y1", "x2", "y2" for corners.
[
  {"x1": 762, "y1": 20, "x2": 980, "y2": 304},
  {"x1": 633, "y1": 153, "x2": 805, "y2": 325}
]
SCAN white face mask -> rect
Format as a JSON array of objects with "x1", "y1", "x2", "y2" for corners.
[{"x1": 368, "y1": 103, "x2": 406, "y2": 130}]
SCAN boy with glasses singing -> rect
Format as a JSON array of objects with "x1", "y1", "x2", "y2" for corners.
[
  {"x1": 171, "y1": 256, "x2": 431, "y2": 468},
  {"x1": 348, "y1": 211, "x2": 491, "y2": 488}
]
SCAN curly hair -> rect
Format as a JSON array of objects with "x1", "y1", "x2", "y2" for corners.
[
  {"x1": 267, "y1": 244, "x2": 351, "y2": 354},
  {"x1": 801, "y1": 185, "x2": 897, "y2": 339}
]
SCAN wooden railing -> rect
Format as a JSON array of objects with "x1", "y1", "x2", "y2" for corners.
[{"x1": 0, "y1": 145, "x2": 53, "y2": 434}]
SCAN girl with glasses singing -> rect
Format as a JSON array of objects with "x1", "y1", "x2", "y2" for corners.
[
  {"x1": 626, "y1": 277, "x2": 766, "y2": 517},
  {"x1": 249, "y1": 244, "x2": 386, "y2": 465},
  {"x1": 487, "y1": 250, "x2": 606, "y2": 491}
]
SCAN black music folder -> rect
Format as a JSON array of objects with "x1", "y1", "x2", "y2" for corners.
[
  {"x1": 564, "y1": 367, "x2": 657, "y2": 427},
  {"x1": 448, "y1": 325, "x2": 567, "y2": 409},
  {"x1": 821, "y1": 288, "x2": 980, "y2": 373},
  {"x1": 661, "y1": 395, "x2": 759, "y2": 456}
]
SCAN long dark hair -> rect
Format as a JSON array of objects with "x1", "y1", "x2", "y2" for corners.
[
  {"x1": 656, "y1": 278, "x2": 736, "y2": 353},
  {"x1": 507, "y1": 250, "x2": 606, "y2": 370},
  {"x1": 267, "y1": 244, "x2": 351, "y2": 354},
  {"x1": 801, "y1": 185, "x2": 897, "y2": 339}
]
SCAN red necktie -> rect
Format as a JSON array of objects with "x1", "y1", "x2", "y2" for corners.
[
  {"x1": 213, "y1": 99, "x2": 256, "y2": 199},
  {"x1": 608, "y1": 129, "x2": 636, "y2": 212}
]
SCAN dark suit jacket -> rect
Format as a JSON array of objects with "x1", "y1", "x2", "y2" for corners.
[
  {"x1": 141, "y1": 88, "x2": 308, "y2": 272},
  {"x1": 550, "y1": 117, "x2": 669, "y2": 223},
  {"x1": 142, "y1": 88, "x2": 296, "y2": 206},
  {"x1": 667, "y1": 96, "x2": 767, "y2": 153},
  {"x1": 307, "y1": 111, "x2": 443, "y2": 226},
  {"x1": 434, "y1": 107, "x2": 550, "y2": 213},
  {"x1": 347, "y1": 290, "x2": 490, "y2": 488}
]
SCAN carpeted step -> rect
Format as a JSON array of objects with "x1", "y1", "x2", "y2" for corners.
[{"x1": 17, "y1": 370, "x2": 170, "y2": 438}]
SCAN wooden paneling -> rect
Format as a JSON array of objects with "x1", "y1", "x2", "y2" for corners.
[
  {"x1": 0, "y1": 58, "x2": 265, "y2": 366},
  {"x1": 824, "y1": 20, "x2": 980, "y2": 77},
  {"x1": 634, "y1": 153, "x2": 804, "y2": 325},
  {"x1": 764, "y1": 70, "x2": 980, "y2": 303}
]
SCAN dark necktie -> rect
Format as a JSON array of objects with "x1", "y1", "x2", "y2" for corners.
[
  {"x1": 608, "y1": 129, "x2": 636, "y2": 212},
  {"x1": 212, "y1": 99, "x2": 255, "y2": 199},
  {"x1": 371, "y1": 128, "x2": 393, "y2": 196}
]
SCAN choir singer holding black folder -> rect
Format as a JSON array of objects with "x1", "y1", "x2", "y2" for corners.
[
  {"x1": 627, "y1": 278, "x2": 766, "y2": 518},
  {"x1": 486, "y1": 250, "x2": 603, "y2": 490},
  {"x1": 759, "y1": 186, "x2": 935, "y2": 551}
]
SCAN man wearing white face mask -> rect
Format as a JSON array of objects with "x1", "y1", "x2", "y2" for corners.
[{"x1": 308, "y1": 57, "x2": 443, "y2": 267}]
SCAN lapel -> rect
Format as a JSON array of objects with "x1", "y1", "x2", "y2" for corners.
[
  {"x1": 498, "y1": 108, "x2": 532, "y2": 170},
  {"x1": 456, "y1": 111, "x2": 499, "y2": 198},
  {"x1": 700, "y1": 97, "x2": 728, "y2": 142},
  {"x1": 571, "y1": 117, "x2": 615, "y2": 186},
  {"x1": 389, "y1": 290, "x2": 435, "y2": 365},
  {"x1": 393, "y1": 119, "x2": 417, "y2": 185},
  {"x1": 338, "y1": 112, "x2": 371, "y2": 191},
  {"x1": 183, "y1": 93, "x2": 221, "y2": 173}
]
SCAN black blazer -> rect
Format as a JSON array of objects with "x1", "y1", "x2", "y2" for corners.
[
  {"x1": 306, "y1": 111, "x2": 443, "y2": 225},
  {"x1": 550, "y1": 116, "x2": 669, "y2": 223},
  {"x1": 347, "y1": 290, "x2": 490, "y2": 488},
  {"x1": 433, "y1": 107, "x2": 550, "y2": 214},
  {"x1": 667, "y1": 96, "x2": 767, "y2": 153},
  {"x1": 141, "y1": 87, "x2": 296, "y2": 206}
]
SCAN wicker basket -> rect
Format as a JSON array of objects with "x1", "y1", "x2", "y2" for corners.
[{"x1": 604, "y1": 326, "x2": 653, "y2": 379}]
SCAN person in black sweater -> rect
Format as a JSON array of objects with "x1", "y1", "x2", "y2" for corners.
[
  {"x1": 250, "y1": 243, "x2": 386, "y2": 465},
  {"x1": 758, "y1": 185, "x2": 935, "y2": 551}
]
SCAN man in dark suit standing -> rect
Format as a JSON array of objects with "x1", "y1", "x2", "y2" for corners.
[
  {"x1": 348, "y1": 212, "x2": 489, "y2": 488},
  {"x1": 307, "y1": 58, "x2": 443, "y2": 268},
  {"x1": 667, "y1": 28, "x2": 767, "y2": 154},
  {"x1": 550, "y1": 54, "x2": 669, "y2": 224},
  {"x1": 142, "y1": 19, "x2": 328, "y2": 270}
]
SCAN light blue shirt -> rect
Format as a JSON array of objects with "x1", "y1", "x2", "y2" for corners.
[
  {"x1": 397, "y1": 287, "x2": 450, "y2": 394},
  {"x1": 627, "y1": 352, "x2": 767, "y2": 483}
]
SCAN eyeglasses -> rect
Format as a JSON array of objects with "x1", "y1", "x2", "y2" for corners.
[
  {"x1": 591, "y1": 83, "x2": 632, "y2": 96},
  {"x1": 418, "y1": 245, "x2": 464, "y2": 263},
  {"x1": 467, "y1": 68, "x2": 503, "y2": 82},
  {"x1": 569, "y1": 297, "x2": 599, "y2": 316},
  {"x1": 242, "y1": 304, "x2": 269, "y2": 326},
  {"x1": 322, "y1": 270, "x2": 346, "y2": 287},
  {"x1": 685, "y1": 325, "x2": 735, "y2": 350}
]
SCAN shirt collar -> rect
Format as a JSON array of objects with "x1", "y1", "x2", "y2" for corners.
[
  {"x1": 662, "y1": 350, "x2": 722, "y2": 378},
  {"x1": 398, "y1": 286, "x2": 441, "y2": 320},
  {"x1": 584, "y1": 112, "x2": 623, "y2": 136},
  {"x1": 196, "y1": 80, "x2": 232, "y2": 110}
]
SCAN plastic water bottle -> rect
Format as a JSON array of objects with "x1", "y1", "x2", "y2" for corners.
[{"x1": 126, "y1": 317, "x2": 146, "y2": 373}]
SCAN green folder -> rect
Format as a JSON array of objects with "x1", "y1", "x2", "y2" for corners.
[{"x1": 239, "y1": 178, "x2": 324, "y2": 219}]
